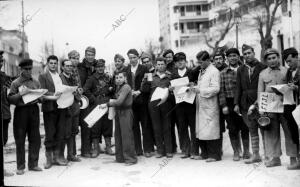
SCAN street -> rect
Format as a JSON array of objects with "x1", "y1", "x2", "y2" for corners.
[{"x1": 4, "y1": 119, "x2": 300, "y2": 187}]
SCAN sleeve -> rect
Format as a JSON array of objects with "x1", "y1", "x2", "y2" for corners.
[
  {"x1": 234, "y1": 68, "x2": 241, "y2": 106},
  {"x1": 139, "y1": 66, "x2": 149, "y2": 93},
  {"x1": 140, "y1": 77, "x2": 151, "y2": 93},
  {"x1": 257, "y1": 72, "x2": 265, "y2": 100},
  {"x1": 7, "y1": 81, "x2": 23, "y2": 105},
  {"x1": 38, "y1": 74, "x2": 55, "y2": 95},
  {"x1": 83, "y1": 77, "x2": 97, "y2": 104},
  {"x1": 219, "y1": 72, "x2": 227, "y2": 107},
  {"x1": 199, "y1": 70, "x2": 220, "y2": 98},
  {"x1": 108, "y1": 85, "x2": 131, "y2": 107}
]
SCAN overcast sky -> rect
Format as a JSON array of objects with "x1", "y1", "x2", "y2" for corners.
[{"x1": 0, "y1": 0, "x2": 160, "y2": 64}]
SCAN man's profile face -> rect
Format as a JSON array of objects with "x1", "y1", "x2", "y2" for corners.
[{"x1": 285, "y1": 54, "x2": 298, "y2": 70}]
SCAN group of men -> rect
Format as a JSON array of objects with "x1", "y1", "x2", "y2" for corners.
[{"x1": 1, "y1": 42, "x2": 300, "y2": 176}]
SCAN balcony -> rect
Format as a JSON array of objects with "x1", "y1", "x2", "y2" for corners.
[{"x1": 178, "y1": 11, "x2": 209, "y2": 22}]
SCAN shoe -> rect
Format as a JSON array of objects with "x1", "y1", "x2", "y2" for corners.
[
  {"x1": 265, "y1": 157, "x2": 281, "y2": 167},
  {"x1": 67, "y1": 155, "x2": 81, "y2": 162},
  {"x1": 206, "y1": 158, "x2": 217, "y2": 162},
  {"x1": 286, "y1": 157, "x2": 299, "y2": 170},
  {"x1": 242, "y1": 152, "x2": 251, "y2": 159},
  {"x1": 91, "y1": 139, "x2": 100, "y2": 158},
  {"x1": 166, "y1": 153, "x2": 173, "y2": 158},
  {"x1": 81, "y1": 153, "x2": 92, "y2": 158},
  {"x1": 144, "y1": 152, "x2": 152, "y2": 158},
  {"x1": 287, "y1": 161, "x2": 300, "y2": 170},
  {"x1": 16, "y1": 169, "x2": 25, "y2": 175},
  {"x1": 29, "y1": 166, "x2": 43, "y2": 171},
  {"x1": 233, "y1": 152, "x2": 241, "y2": 161},
  {"x1": 104, "y1": 137, "x2": 115, "y2": 155},
  {"x1": 193, "y1": 155, "x2": 205, "y2": 160},
  {"x1": 181, "y1": 154, "x2": 190, "y2": 159},
  {"x1": 44, "y1": 151, "x2": 53, "y2": 169},
  {"x1": 244, "y1": 154, "x2": 262, "y2": 164},
  {"x1": 4, "y1": 169, "x2": 14, "y2": 177},
  {"x1": 155, "y1": 153, "x2": 164, "y2": 158},
  {"x1": 53, "y1": 150, "x2": 68, "y2": 166},
  {"x1": 124, "y1": 162, "x2": 137, "y2": 166}
]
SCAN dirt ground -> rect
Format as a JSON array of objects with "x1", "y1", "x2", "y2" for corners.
[{"x1": 3, "y1": 108, "x2": 300, "y2": 186}]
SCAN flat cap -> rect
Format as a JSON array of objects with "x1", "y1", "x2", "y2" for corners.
[
  {"x1": 264, "y1": 48, "x2": 280, "y2": 59},
  {"x1": 95, "y1": 59, "x2": 105, "y2": 67},
  {"x1": 19, "y1": 58, "x2": 33, "y2": 67},
  {"x1": 68, "y1": 50, "x2": 80, "y2": 59},
  {"x1": 140, "y1": 52, "x2": 152, "y2": 60},
  {"x1": 282, "y1": 47, "x2": 298, "y2": 61},
  {"x1": 226, "y1": 48, "x2": 240, "y2": 56}
]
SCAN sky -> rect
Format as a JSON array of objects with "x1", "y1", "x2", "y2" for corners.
[{"x1": 0, "y1": 0, "x2": 160, "y2": 64}]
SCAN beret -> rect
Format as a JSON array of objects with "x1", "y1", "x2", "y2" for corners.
[
  {"x1": 19, "y1": 58, "x2": 33, "y2": 67},
  {"x1": 282, "y1": 47, "x2": 298, "y2": 61},
  {"x1": 95, "y1": 59, "x2": 105, "y2": 67},
  {"x1": 226, "y1": 48, "x2": 240, "y2": 56}
]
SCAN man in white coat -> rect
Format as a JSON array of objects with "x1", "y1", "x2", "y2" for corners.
[{"x1": 191, "y1": 51, "x2": 222, "y2": 162}]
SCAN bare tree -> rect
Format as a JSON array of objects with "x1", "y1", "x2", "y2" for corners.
[
  {"x1": 39, "y1": 41, "x2": 54, "y2": 69},
  {"x1": 143, "y1": 39, "x2": 161, "y2": 60},
  {"x1": 204, "y1": 9, "x2": 235, "y2": 55},
  {"x1": 253, "y1": 0, "x2": 283, "y2": 61}
]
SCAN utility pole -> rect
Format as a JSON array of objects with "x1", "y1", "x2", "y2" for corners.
[
  {"x1": 287, "y1": 0, "x2": 293, "y2": 47},
  {"x1": 21, "y1": 0, "x2": 25, "y2": 58}
]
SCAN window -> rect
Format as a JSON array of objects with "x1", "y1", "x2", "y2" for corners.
[
  {"x1": 174, "y1": 23, "x2": 178, "y2": 30},
  {"x1": 186, "y1": 5, "x2": 194, "y2": 12},
  {"x1": 9, "y1": 46, "x2": 14, "y2": 52},
  {"x1": 187, "y1": 22, "x2": 196, "y2": 30},
  {"x1": 202, "y1": 4, "x2": 209, "y2": 11},
  {"x1": 175, "y1": 40, "x2": 179, "y2": 47},
  {"x1": 281, "y1": 0, "x2": 287, "y2": 13}
]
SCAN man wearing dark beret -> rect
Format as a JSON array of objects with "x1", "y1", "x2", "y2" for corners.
[
  {"x1": 169, "y1": 52, "x2": 197, "y2": 159},
  {"x1": 126, "y1": 49, "x2": 155, "y2": 157},
  {"x1": 234, "y1": 44, "x2": 267, "y2": 164},
  {"x1": 83, "y1": 59, "x2": 114, "y2": 157},
  {"x1": 282, "y1": 47, "x2": 300, "y2": 170},
  {"x1": 8, "y1": 59, "x2": 43, "y2": 175}
]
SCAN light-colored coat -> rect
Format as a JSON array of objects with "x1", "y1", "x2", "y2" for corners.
[{"x1": 195, "y1": 64, "x2": 220, "y2": 140}]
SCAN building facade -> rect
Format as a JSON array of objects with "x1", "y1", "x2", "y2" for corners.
[{"x1": 159, "y1": 0, "x2": 300, "y2": 62}]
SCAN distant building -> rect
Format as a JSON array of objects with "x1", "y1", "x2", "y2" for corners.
[
  {"x1": 158, "y1": 0, "x2": 300, "y2": 61},
  {"x1": 0, "y1": 27, "x2": 42, "y2": 78},
  {"x1": 159, "y1": 0, "x2": 210, "y2": 60}
]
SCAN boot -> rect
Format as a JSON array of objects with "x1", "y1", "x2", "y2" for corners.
[
  {"x1": 230, "y1": 138, "x2": 241, "y2": 161},
  {"x1": 265, "y1": 157, "x2": 281, "y2": 167},
  {"x1": 242, "y1": 138, "x2": 251, "y2": 159},
  {"x1": 287, "y1": 157, "x2": 300, "y2": 170},
  {"x1": 91, "y1": 139, "x2": 100, "y2": 158},
  {"x1": 4, "y1": 169, "x2": 14, "y2": 177},
  {"x1": 44, "y1": 151, "x2": 53, "y2": 169},
  {"x1": 245, "y1": 152, "x2": 262, "y2": 164},
  {"x1": 60, "y1": 141, "x2": 68, "y2": 163},
  {"x1": 105, "y1": 137, "x2": 115, "y2": 155},
  {"x1": 67, "y1": 138, "x2": 81, "y2": 162},
  {"x1": 53, "y1": 145, "x2": 68, "y2": 166}
]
